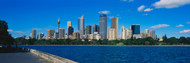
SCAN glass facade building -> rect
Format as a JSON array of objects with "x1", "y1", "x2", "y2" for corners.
[{"x1": 99, "y1": 14, "x2": 107, "y2": 39}]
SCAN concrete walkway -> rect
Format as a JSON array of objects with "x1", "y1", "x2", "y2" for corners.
[{"x1": 0, "y1": 52, "x2": 49, "y2": 63}]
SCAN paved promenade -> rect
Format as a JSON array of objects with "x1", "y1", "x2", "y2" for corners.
[{"x1": 0, "y1": 52, "x2": 49, "y2": 63}]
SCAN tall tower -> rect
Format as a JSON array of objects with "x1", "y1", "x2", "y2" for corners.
[
  {"x1": 131, "y1": 24, "x2": 140, "y2": 34},
  {"x1": 99, "y1": 14, "x2": 107, "y2": 39},
  {"x1": 67, "y1": 21, "x2": 72, "y2": 34},
  {"x1": 93, "y1": 24, "x2": 99, "y2": 34},
  {"x1": 145, "y1": 29, "x2": 149, "y2": 37},
  {"x1": 31, "y1": 30, "x2": 36, "y2": 39},
  {"x1": 111, "y1": 17, "x2": 118, "y2": 39},
  {"x1": 58, "y1": 18, "x2": 60, "y2": 31},
  {"x1": 121, "y1": 26, "x2": 126, "y2": 40},
  {"x1": 150, "y1": 30, "x2": 155, "y2": 39},
  {"x1": 78, "y1": 15, "x2": 85, "y2": 38}
]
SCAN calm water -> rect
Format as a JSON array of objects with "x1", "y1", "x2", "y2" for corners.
[{"x1": 19, "y1": 46, "x2": 190, "y2": 63}]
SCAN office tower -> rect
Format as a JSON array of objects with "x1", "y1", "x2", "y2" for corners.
[
  {"x1": 31, "y1": 30, "x2": 36, "y2": 39},
  {"x1": 99, "y1": 14, "x2": 107, "y2": 39},
  {"x1": 108, "y1": 28, "x2": 116, "y2": 40},
  {"x1": 93, "y1": 24, "x2": 99, "y2": 34},
  {"x1": 121, "y1": 26, "x2": 126, "y2": 40},
  {"x1": 54, "y1": 32, "x2": 59, "y2": 39},
  {"x1": 145, "y1": 29, "x2": 149, "y2": 37},
  {"x1": 58, "y1": 19, "x2": 60, "y2": 31},
  {"x1": 68, "y1": 26, "x2": 74, "y2": 35},
  {"x1": 85, "y1": 25, "x2": 92, "y2": 35},
  {"x1": 73, "y1": 31, "x2": 80, "y2": 39},
  {"x1": 47, "y1": 30, "x2": 55, "y2": 39},
  {"x1": 111, "y1": 17, "x2": 118, "y2": 39},
  {"x1": 78, "y1": 15, "x2": 85, "y2": 38},
  {"x1": 37, "y1": 33, "x2": 44, "y2": 40},
  {"x1": 126, "y1": 29, "x2": 132, "y2": 39},
  {"x1": 67, "y1": 21, "x2": 72, "y2": 34},
  {"x1": 131, "y1": 24, "x2": 140, "y2": 34},
  {"x1": 59, "y1": 28, "x2": 65, "y2": 39},
  {"x1": 150, "y1": 30, "x2": 156, "y2": 39}
]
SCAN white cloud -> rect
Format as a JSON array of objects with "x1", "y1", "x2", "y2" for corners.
[
  {"x1": 98, "y1": 10, "x2": 110, "y2": 14},
  {"x1": 180, "y1": 29, "x2": 190, "y2": 33},
  {"x1": 120, "y1": 0, "x2": 134, "y2": 2},
  {"x1": 150, "y1": 24, "x2": 170, "y2": 29},
  {"x1": 153, "y1": 0, "x2": 190, "y2": 9},
  {"x1": 8, "y1": 29, "x2": 25, "y2": 34},
  {"x1": 187, "y1": 22, "x2": 190, "y2": 24},
  {"x1": 176, "y1": 24, "x2": 184, "y2": 27},
  {"x1": 138, "y1": 5, "x2": 145, "y2": 12},
  {"x1": 144, "y1": 8, "x2": 154, "y2": 12}
]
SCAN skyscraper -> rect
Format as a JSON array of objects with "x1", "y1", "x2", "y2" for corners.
[
  {"x1": 31, "y1": 30, "x2": 36, "y2": 39},
  {"x1": 59, "y1": 28, "x2": 65, "y2": 39},
  {"x1": 93, "y1": 24, "x2": 99, "y2": 34},
  {"x1": 108, "y1": 28, "x2": 116, "y2": 40},
  {"x1": 131, "y1": 24, "x2": 140, "y2": 34},
  {"x1": 54, "y1": 32, "x2": 59, "y2": 39},
  {"x1": 68, "y1": 26, "x2": 74, "y2": 35},
  {"x1": 85, "y1": 25, "x2": 92, "y2": 35},
  {"x1": 99, "y1": 14, "x2": 107, "y2": 39},
  {"x1": 78, "y1": 15, "x2": 85, "y2": 38},
  {"x1": 37, "y1": 33, "x2": 44, "y2": 40},
  {"x1": 67, "y1": 21, "x2": 72, "y2": 34},
  {"x1": 145, "y1": 29, "x2": 149, "y2": 37},
  {"x1": 121, "y1": 26, "x2": 126, "y2": 40},
  {"x1": 150, "y1": 30, "x2": 156, "y2": 39},
  {"x1": 73, "y1": 31, "x2": 80, "y2": 39},
  {"x1": 47, "y1": 30, "x2": 55, "y2": 39},
  {"x1": 111, "y1": 17, "x2": 118, "y2": 39},
  {"x1": 126, "y1": 29, "x2": 132, "y2": 39}
]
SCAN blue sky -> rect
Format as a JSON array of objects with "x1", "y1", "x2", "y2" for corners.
[{"x1": 0, "y1": 0, "x2": 190, "y2": 38}]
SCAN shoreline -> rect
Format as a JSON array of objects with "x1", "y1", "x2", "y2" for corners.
[{"x1": 19, "y1": 45, "x2": 190, "y2": 46}]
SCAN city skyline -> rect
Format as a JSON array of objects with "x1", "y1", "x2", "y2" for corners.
[{"x1": 1, "y1": 0, "x2": 190, "y2": 38}]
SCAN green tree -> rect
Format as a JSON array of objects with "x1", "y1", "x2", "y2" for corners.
[{"x1": 0, "y1": 20, "x2": 14, "y2": 47}]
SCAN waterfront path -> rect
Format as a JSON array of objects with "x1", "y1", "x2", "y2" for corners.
[{"x1": 0, "y1": 52, "x2": 49, "y2": 63}]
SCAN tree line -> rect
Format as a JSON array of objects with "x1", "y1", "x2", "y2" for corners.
[{"x1": 14, "y1": 36, "x2": 190, "y2": 45}]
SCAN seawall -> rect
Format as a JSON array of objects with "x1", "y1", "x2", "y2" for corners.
[{"x1": 30, "y1": 49, "x2": 77, "y2": 63}]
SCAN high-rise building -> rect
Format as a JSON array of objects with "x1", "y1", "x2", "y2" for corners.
[
  {"x1": 85, "y1": 25, "x2": 92, "y2": 35},
  {"x1": 47, "y1": 30, "x2": 55, "y2": 39},
  {"x1": 68, "y1": 26, "x2": 74, "y2": 35},
  {"x1": 73, "y1": 31, "x2": 80, "y2": 39},
  {"x1": 31, "y1": 30, "x2": 36, "y2": 39},
  {"x1": 121, "y1": 26, "x2": 126, "y2": 40},
  {"x1": 145, "y1": 29, "x2": 149, "y2": 37},
  {"x1": 111, "y1": 17, "x2": 118, "y2": 39},
  {"x1": 126, "y1": 29, "x2": 132, "y2": 39},
  {"x1": 150, "y1": 30, "x2": 156, "y2": 39},
  {"x1": 54, "y1": 32, "x2": 59, "y2": 39},
  {"x1": 93, "y1": 24, "x2": 99, "y2": 34},
  {"x1": 108, "y1": 28, "x2": 116, "y2": 40},
  {"x1": 67, "y1": 21, "x2": 72, "y2": 34},
  {"x1": 78, "y1": 15, "x2": 85, "y2": 38},
  {"x1": 37, "y1": 33, "x2": 44, "y2": 40},
  {"x1": 99, "y1": 14, "x2": 107, "y2": 39},
  {"x1": 131, "y1": 24, "x2": 140, "y2": 34},
  {"x1": 59, "y1": 28, "x2": 65, "y2": 39}
]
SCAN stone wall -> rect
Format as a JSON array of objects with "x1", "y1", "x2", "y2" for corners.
[{"x1": 30, "y1": 49, "x2": 77, "y2": 63}]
